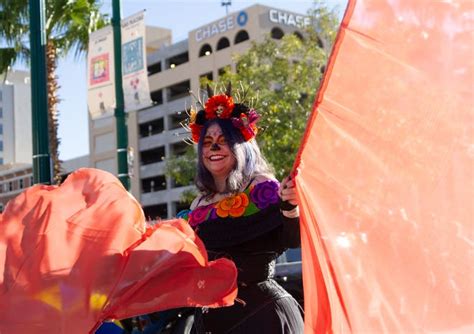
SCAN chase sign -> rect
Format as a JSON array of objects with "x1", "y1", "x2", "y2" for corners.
[
  {"x1": 268, "y1": 9, "x2": 311, "y2": 28},
  {"x1": 195, "y1": 11, "x2": 248, "y2": 42}
]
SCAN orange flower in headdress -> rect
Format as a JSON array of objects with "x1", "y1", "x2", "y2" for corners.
[{"x1": 205, "y1": 94, "x2": 234, "y2": 119}]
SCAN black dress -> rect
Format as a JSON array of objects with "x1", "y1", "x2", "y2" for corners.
[{"x1": 180, "y1": 179, "x2": 304, "y2": 334}]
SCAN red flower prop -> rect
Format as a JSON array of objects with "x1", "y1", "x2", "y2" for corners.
[{"x1": 204, "y1": 94, "x2": 234, "y2": 119}]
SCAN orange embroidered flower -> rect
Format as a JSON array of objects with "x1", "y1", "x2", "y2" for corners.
[
  {"x1": 204, "y1": 94, "x2": 234, "y2": 119},
  {"x1": 215, "y1": 193, "x2": 249, "y2": 218}
]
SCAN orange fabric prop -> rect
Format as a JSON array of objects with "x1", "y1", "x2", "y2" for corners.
[
  {"x1": 295, "y1": 0, "x2": 474, "y2": 332},
  {"x1": 0, "y1": 168, "x2": 237, "y2": 333}
]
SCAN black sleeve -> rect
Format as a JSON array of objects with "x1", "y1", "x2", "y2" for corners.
[{"x1": 276, "y1": 213, "x2": 301, "y2": 250}]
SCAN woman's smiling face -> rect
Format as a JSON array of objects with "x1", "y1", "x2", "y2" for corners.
[{"x1": 202, "y1": 123, "x2": 236, "y2": 179}]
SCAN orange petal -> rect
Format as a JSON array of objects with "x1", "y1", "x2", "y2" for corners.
[
  {"x1": 232, "y1": 195, "x2": 242, "y2": 208},
  {"x1": 216, "y1": 207, "x2": 229, "y2": 218},
  {"x1": 240, "y1": 193, "x2": 249, "y2": 207},
  {"x1": 229, "y1": 207, "x2": 245, "y2": 217}
]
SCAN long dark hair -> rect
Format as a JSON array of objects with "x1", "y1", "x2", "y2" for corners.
[{"x1": 196, "y1": 118, "x2": 274, "y2": 196}]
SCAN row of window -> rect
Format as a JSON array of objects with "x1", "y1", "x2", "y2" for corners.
[
  {"x1": 140, "y1": 140, "x2": 188, "y2": 166},
  {"x1": 0, "y1": 176, "x2": 33, "y2": 193},
  {"x1": 143, "y1": 201, "x2": 189, "y2": 220},
  {"x1": 147, "y1": 29, "x2": 251, "y2": 76},
  {"x1": 198, "y1": 29, "x2": 250, "y2": 57},
  {"x1": 150, "y1": 80, "x2": 190, "y2": 105},
  {"x1": 141, "y1": 171, "x2": 190, "y2": 194},
  {"x1": 139, "y1": 112, "x2": 188, "y2": 139}
]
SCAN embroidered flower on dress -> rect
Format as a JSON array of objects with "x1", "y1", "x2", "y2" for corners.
[
  {"x1": 249, "y1": 180, "x2": 280, "y2": 209},
  {"x1": 215, "y1": 193, "x2": 249, "y2": 218},
  {"x1": 189, "y1": 205, "x2": 213, "y2": 227}
]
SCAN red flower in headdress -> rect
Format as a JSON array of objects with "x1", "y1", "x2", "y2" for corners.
[
  {"x1": 190, "y1": 123, "x2": 203, "y2": 143},
  {"x1": 205, "y1": 94, "x2": 234, "y2": 119}
]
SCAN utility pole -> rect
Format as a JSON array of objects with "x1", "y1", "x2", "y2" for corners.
[
  {"x1": 29, "y1": 0, "x2": 52, "y2": 185},
  {"x1": 112, "y1": 0, "x2": 130, "y2": 190}
]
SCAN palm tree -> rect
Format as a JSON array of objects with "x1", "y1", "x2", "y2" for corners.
[{"x1": 0, "y1": 0, "x2": 108, "y2": 184}]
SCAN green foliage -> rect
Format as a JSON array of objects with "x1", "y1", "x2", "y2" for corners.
[
  {"x1": 0, "y1": 0, "x2": 109, "y2": 73},
  {"x1": 164, "y1": 146, "x2": 198, "y2": 204}
]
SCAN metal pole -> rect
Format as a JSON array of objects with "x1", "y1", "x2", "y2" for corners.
[
  {"x1": 29, "y1": 0, "x2": 52, "y2": 185},
  {"x1": 112, "y1": 0, "x2": 130, "y2": 190}
]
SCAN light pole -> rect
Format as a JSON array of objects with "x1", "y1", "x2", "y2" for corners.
[
  {"x1": 221, "y1": 1, "x2": 232, "y2": 16},
  {"x1": 29, "y1": 0, "x2": 52, "y2": 185},
  {"x1": 112, "y1": 0, "x2": 130, "y2": 190}
]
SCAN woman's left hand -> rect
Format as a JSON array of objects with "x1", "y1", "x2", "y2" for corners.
[{"x1": 280, "y1": 176, "x2": 298, "y2": 206}]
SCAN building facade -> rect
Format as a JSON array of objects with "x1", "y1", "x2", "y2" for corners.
[
  {"x1": 0, "y1": 70, "x2": 32, "y2": 165},
  {"x1": 89, "y1": 4, "x2": 310, "y2": 219}
]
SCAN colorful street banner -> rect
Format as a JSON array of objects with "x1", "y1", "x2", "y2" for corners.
[
  {"x1": 87, "y1": 26, "x2": 116, "y2": 119},
  {"x1": 121, "y1": 10, "x2": 152, "y2": 112}
]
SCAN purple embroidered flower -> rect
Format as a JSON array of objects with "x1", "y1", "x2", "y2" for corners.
[
  {"x1": 189, "y1": 205, "x2": 212, "y2": 227},
  {"x1": 249, "y1": 180, "x2": 280, "y2": 209}
]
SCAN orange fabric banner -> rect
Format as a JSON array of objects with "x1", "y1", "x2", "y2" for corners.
[
  {"x1": 295, "y1": 0, "x2": 474, "y2": 332},
  {"x1": 0, "y1": 169, "x2": 237, "y2": 333}
]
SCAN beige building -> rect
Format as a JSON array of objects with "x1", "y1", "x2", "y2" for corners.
[
  {"x1": 0, "y1": 70, "x2": 32, "y2": 165},
  {"x1": 89, "y1": 4, "x2": 310, "y2": 219}
]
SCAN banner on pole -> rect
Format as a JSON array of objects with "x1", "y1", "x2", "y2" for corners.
[
  {"x1": 121, "y1": 10, "x2": 152, "y2": 112},
  {"x1": 87, "y1": 26, "x2": 116, "y2": 119}
]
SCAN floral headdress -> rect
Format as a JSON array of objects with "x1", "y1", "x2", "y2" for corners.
[{"x1": 186, "y1": 83, "x2": 260, "y2": 143}]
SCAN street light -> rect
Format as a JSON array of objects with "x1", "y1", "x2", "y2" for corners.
[{"x1": 221, "y1": 1, "x2": 232, "y2": 16}]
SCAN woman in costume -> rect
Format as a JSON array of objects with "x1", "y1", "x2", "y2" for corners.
[{"x1": 179, "y1": 84, "x2": 304, "y2": 333}]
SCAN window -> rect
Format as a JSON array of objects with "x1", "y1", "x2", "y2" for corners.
[
  {"x1": 150, "y1": 89, "x2": 163, "y2": 105},
  {"x1": 19, "y1": 179, "x2": 24, "y2": 189},
  {"x1": 0, "y1": 124, "x2": 3, "y2": 135},
  {"x1": 271, "y1": 27, "x2": 284, "y2": 40},
  {"x1": 0, "y1": 158, "x2": 3, "y2": 165},
  {"x1": 9, "y1": 181, "x2": 13, "y2": 191},
  {"x1": 170, "y1": 141, "x2": 188, "y2": 157},
  {"x1": 0, "y1": 90, "x2": 2, "y2": 101},
  {"x1": 165, "y1": 52, "x2": 189, "y2": 69},
  {"x1": 0, "y1": 107, "x2": 3, "y2": 118},
  {"x1": 199, "y1": 44, "x2": 212, "y2": 57},
  {"x1": 169, "y1": 111, "x2": 187, "y2": 130},
  {"x1": 234, "y1": 30, "x2": 249, "y2": 44},
  {"x1": 140, "y1": 146, "x2": 165, "y2": 165},
  {"x1": 139, "y1": 118, "x2": 164, "y2": 138},
  {"x1": 148, "y1": 62, "x2": 162, "y2": 75},
  {"x1": 166, "y1": 80, "x2": 190, "y2": 102},
  {"x1": 0, "y1": 140, "x2": 3, "y2": 150},
  {"x1": 199, "y1": 72, "x2": 213, "y2": 89},
  {"x1": 0, "y1": 203, "x2": 3, "y2": 213},
  {"x1": 218, "y1": 65, "x2": 231, "y2": 77},
  {"x1": 217, "y1": 37, "x2": 230, "y2": 50},
  {"x1": 143, "y1": 204, "x2": 168, "y2": 220},
  {"x1": 141, "y1": 175, "x2": 166, "y2": 193}
]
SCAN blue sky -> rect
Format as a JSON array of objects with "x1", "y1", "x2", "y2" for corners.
[{"x1": 53, "y1": 0, "x2": 347, "y2": 160}]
